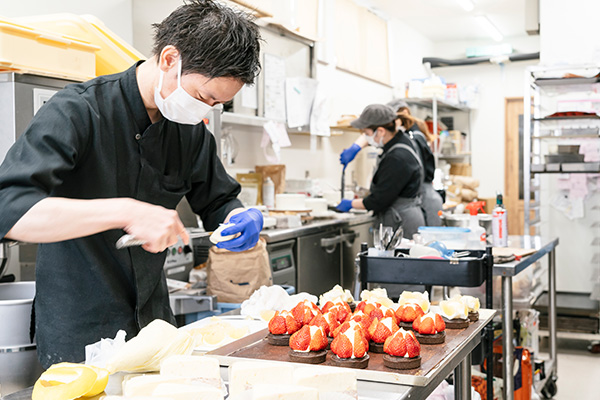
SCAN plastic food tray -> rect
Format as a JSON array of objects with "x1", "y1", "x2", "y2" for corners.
[
  {"x1": 0, "y1": 17, "x2": 99, "y2": 81},
  {"x1": 360, "y1": 249, "x2": 491, "y2": 287}
]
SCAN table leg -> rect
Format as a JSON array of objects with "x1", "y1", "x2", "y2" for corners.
[
  {"x1": 502, "y1": 276, "x2": 514, "y2": 400},
  {"x1": 454, "y1": 353, "x2": 472, "y2": 400},
  {"x1": 548, "y1": 249, "x2": 557, "y2": 375}
]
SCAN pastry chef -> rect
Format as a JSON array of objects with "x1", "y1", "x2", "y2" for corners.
[
  {"x1": 336, "y1": 104, "x2": 425, "y2": 238},
  {"x1": 0, "y1": 0, "x2": 262, "y2": 368},
  {"x1": 339, "y1": 100, "x2": 442, "y2": 226}
]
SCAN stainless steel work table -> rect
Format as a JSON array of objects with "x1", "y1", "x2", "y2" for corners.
[
  {"x1": 494, "y1": 235, "x2": 559, "y2": 400},
  {"x1": 260, "y1": 213, "x2": 375, "y2": 243}
]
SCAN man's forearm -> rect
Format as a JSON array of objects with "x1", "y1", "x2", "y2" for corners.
[{"x1": 6, "y1": 197, "x2": 133, "y2": 243}]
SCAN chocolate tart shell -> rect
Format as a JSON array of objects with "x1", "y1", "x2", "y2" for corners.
[
  {"x1": 383, "y1": 354, "x2": 421, "y2": 370},
  {"x1": 415, "y1": 330, "x2": 446, "y2": 344},
  {"x1": 267, "y1": 333, "x2": 291, "y2": 346},
  {"x1": 399, "y1": 321, "x2": 414, "y2": 330},
  {"x1": 288, "y1": 349, "x2": 327, "y2": 364},
  {"x1": 443, "y1": 317, "x2": 470, "y2": 329},
  {"x1": 468, "y1": 311, "x2": 479, "y2": 322},
  {"x1": 369, "y1": 341, "x2": 385, "y2": 353},
  {"x1": 330, "y1": 354, "x2": 370, "y2": 369}
]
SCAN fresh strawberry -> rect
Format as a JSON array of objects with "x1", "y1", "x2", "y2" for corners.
[
  {"x1": 350, "y1": 313, "x2": 372, "y2": 340},
  {"x1": 331, "y1": 332, "x2": 353, "y2": 358},
  {"x1": 289, "y1": 325, "x2": 311, "y2": 351},
  {"x1": 369, "y1": 308, "x2": 384, "y2": 321},
  {"x1": 416, "y1": 316, "x2": 436, "y2": 335},
  {"x1": 321, "y1": 301, "x2": 335, "y2": 314},
  {"x1": 268, "y1": 312, "x2": 287, "y2": 335},
  {"x1": 384, "y1": 332, "x2": 407, "y2": 357},
  {"x1": 309, "y1": 327, "x2": 328, "y2": 351},
  {"x1": 331, "y1": 302, "x2": 351, "y2": 323},
  {"x1": 355, "y1": 301, "x2": 367, "y2": 312},
  {"x1": 291, "y1": 301, "x2": 321, "y2": 326},
  {"x1": 396, "y1": 304, "x2": 424, "y2": 322},
  {"x1": 353, "y1": 329, "x2": 368, "y2": 358},
  {"x1": 405, "y1": 331, "x2": 421, "y2": 358},
  {"x1": 309, "y1": 313, "x2": 330, "y2": 336},
  {"x1": 285, "y1": 314, "x2": 301, "y2": 334},
  {"x1": 383, "y1": 308, "x2": 399, "y2": 325},
  {"x1": 434, "y1": 313, "x2": 446, "y2": 332},
  {"x1": 323, "y1": 312, "x2": 340, "y2": 336}
]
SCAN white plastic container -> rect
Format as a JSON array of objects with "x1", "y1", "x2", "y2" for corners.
[
  {"x1": 262, "y1": 177, "x2": 275, "y2": 209},
  {"x1": 417, "y1": 226, "x2": 470, "y2": 250},
  {"x1": 275, "y1": 194, "x2": 306, "y2": 210}
]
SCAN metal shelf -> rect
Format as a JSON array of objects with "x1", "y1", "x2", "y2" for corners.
[
  {"x1": 404, "y1": 97, "x2": 470, "y2": 112},
  {"x1": 531, "y1": 162, "x2": 600, "y2": 173},
  {"x1": 535, "y1": 76, "x2": 600, "y2": 87},
  {"x1": 438, "y1": 153, "x2": 471, "y2": 161},
  {"x1": 534, "y1": 115, "x2": 600, "y2": 121}
]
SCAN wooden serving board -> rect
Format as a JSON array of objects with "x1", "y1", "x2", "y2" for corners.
[{"x1": 208, "y1": 309, "x2": 495, "y2": 387}]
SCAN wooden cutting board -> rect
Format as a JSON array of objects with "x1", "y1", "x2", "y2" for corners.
[{"x1": 493, "y1": 247, "x2": 536, "y2": 258}]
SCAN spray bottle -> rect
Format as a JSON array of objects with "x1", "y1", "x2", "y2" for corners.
[
  {"x1": 492, "y1": 193, "x2": 508, "y2": 247},
  {"x1": 465, "y1": 201, "x2": 487, "y2": 250}
]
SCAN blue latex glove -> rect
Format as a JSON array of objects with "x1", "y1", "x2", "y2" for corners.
[
  {"x1": 339, "y1": 143, "x2": 361, "y2": 166},
  {"x1": 216, "y1": 208, "x2": 263, "y2": 252},
  {"x1": 336, "y1": 199, "x2": 353, "y2": 212}
]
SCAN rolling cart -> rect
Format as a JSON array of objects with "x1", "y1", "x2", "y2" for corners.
[{"x1": 359, "y1": 246, "x2": 495, "y2": 400}]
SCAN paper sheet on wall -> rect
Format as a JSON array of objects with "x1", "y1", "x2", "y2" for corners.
[
  {"x1": 263, "y1": 54, "x2": 287, "y2": 121},
  {"x1": 261, "y1": 121, "x2": 291, "y2": 163},
  {"x1": 241, "y1": 84, "x2": 258, "y2": 109},
  {"x1": 285, "y1": 77, "x2": 318, "y2": 128},
  {"x1": 310, "y1": 79, "x2": 331, "y2": 137}
]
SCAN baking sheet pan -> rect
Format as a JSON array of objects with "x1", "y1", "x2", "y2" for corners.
[{"x1": 208, "y1": 309, "x2": 495, "y2": 387}]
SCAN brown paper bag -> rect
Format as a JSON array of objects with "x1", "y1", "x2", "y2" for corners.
[
  {"x1": 206, "y1": 238, "x2": 272, "y2": 303},
  {"x1": 255, "y1": 165, "x2": 286, "y2": 194}
]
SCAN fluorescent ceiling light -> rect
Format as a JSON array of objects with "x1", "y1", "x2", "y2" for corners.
[
  {"x1": 475, "y1": 15, "x2": 503, "y2": 42},
  {"x1": 455, "y1": 0, "x2": 474, "y2": 12}
]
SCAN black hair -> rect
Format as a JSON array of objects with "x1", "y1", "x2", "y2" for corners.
[
  {"x1": 370, "y1": 120, "x2": 397, "y2": 134},
  {"x1": 152, "y1": 0, "x2": 262, "y2": 84}
]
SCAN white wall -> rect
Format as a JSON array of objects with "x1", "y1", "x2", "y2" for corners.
[
  {"x1": 430, "y1": 35, "x2": 540, "y2": 198},
  {"x1": 0, "y1": 0, "x2": 134, "y2": 45},
  {"x1": 540, "y1": 0, "x2": 600, "y2": 66}
]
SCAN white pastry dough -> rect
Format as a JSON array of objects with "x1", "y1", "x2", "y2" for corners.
[{"x1": 210, "y1": 223, "x2": 238, "y2": 244}]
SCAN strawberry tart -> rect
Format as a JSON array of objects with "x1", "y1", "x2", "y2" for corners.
[
  {"x1": 412, "y1": 312, "x2": 446, "y2": 344},
  {"x1": 383, "y1": 328, "x2": 422, "y2": 370},
  {"x1": 288, "y1": 325, "x2": 328, "y2": 364},
  {"x1": 439, "y1": 299, "x2": 470, "y2": 329},
  {"x1": 395, "y1": 303, "x2": 425, "y2": 330},
  {"x1": 330, "y1": 321, "x2": 370, "y2": 369},
  {"x1": 267, "y1": 310, "x2": 301, "y2": 346},
  {"x1": 367, "y1": 316, "x2": 399, "y2": 353}
]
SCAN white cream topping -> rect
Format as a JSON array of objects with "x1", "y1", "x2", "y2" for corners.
[
  {"x1": 398, "y1": 291, "x2": 430, "y2": 313},
  {"x1": 439, "y1": 300, "x2": 468, "y2": 320},
  {"x1": 319, "y1": 285, "x2": 355, "y2": 306},
  {"x1": 360, "y1": 288, "x2": 393, "y2": 307},
  {"x1": 381, "y1": 317, "x2": 394, "y2": 332}
]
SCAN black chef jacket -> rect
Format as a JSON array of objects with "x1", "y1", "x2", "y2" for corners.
[
  {"x1": 0, "y1": 62, "x2": 242, "y2": 368},
  {"x1": 362, "y1": 132, "x2": 421, "y2": 214},
  {"x1": 409, "y1": 128, "x2": 435, "y2": 183}
]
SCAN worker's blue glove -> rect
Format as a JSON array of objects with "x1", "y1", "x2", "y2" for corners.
[
  {"x1": 216, "y1": 208, "x2": 263, "y2": 252},
  {"x1": 336, "y1": 199, "x2": 353, "y2": 213},
  {"x1": 340, "y1": 143, "x2": 361, "y2": 166}
]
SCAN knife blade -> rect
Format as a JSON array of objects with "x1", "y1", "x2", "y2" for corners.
[
  {"x1": 115, "y1": 234, "x2": 146, "y2": 249},
  {"x1": 341, "y1": 165, "x2": 346, "y2": 202}
]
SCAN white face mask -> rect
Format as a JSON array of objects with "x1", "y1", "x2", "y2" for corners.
[
  {"x1": 366, "y1": 129, "x2": 384, "y2": 148},
  {"x1": 154, "y1": 59, "x2": 213, "y2": 125}
]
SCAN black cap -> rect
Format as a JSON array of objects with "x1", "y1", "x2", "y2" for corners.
[
  {"x1": 350, "y1": 104, "x2": 397, "y2": 129},
  {"x1": 386, "y1": 98, "x2": 409, "y2": 112}
]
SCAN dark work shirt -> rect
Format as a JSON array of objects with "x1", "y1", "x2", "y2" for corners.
[
  {"x1": 0, "y1": 62, "x2": 242, "y2": 367},
  {"x1": 362, "y1": 132, "x2": 422, "y2": 214},
  {"x1": 409, "y1": 128, "x2": 435, "y2": 183}
]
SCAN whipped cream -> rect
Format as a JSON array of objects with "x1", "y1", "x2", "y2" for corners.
[
  {"x1": 439, "y1": 300, "x2": 468, "y2": 320},
  {"x1": 398, "y1": 291, "x2": 430, "y2": 313},
  {"x1": 319, "y1": 285, "x2": 354, "y2": 306}
]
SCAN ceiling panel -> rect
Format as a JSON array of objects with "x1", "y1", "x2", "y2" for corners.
[{"x1": 361, "y1": 0, "x2": 527, "y2": 42}]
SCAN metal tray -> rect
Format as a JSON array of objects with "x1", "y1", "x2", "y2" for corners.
[
  {"x1": 359, "y1": 249, "x2": 491, "y2": 287},
  {"x1": 207, "y1": 309, "x2": 495, "y2": 387}
]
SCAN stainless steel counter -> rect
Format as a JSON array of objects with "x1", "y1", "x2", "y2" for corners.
[{"x1": 260, "y1": 213, "x2": 375, "y2": 243}]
